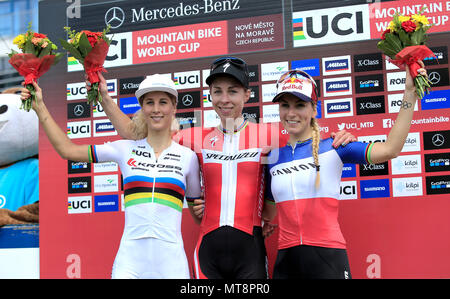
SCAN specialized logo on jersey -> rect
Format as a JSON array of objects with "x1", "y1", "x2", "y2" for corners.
[{"x1": 202, "y1": 149, "x2": 261, "y2": 163}]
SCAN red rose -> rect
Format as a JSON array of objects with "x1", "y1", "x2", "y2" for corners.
[
  {"x1": 33, "y1": 32, "x2": 47, "y2": 39},
  {"x1": 401, "y1": 20, "x2": 416, "y2": 33},
  {"x1": 87, "y1": 36, "x2": 98, "y2": 47},
  {"x1": 381, "y1": 29, "x2": 390, "y2": 40}
]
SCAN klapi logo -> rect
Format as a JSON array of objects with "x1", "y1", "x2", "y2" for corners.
[{"x1": 293, "y1": 4, "x2": 370, "y2": 47}]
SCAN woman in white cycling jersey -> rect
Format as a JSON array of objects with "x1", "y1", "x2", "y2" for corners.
[
  {"x1": 264, "y1": 62, "x2": 427, "y2": 278},
  {"x1": 21, "y1": 75, "x2": 202, "y2": 279}
]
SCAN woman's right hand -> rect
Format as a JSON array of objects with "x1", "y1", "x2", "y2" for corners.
[
  {"x1": 85, "y1": 72, "x2": 109, "y2": 100},
  {"x1": 20, "y1": 80, "x2": 44, "y2": 111}
]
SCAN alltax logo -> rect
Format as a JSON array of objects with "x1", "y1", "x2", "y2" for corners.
[
  {"x1": 323, "y1": 77, "x2": 352, "y2": 97},
  {"x1": 322, "y1": 55, "x2": 351, "y2": 76},
  {"x1": 324, "y1": 98, "x2": 353, "y2": 118},
  {"x1": 94, "y1": 119, "x2": 117, "y2": 137}
]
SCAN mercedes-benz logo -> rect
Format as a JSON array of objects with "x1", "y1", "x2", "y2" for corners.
[
  {"x1": 432, "y1": 133, "x2": 444, "y2": 147},
  {"x1": 105, "y1": 7, "x2": 125, "y2": 29},
  {"x1": 182, "y1": 94, "x2": 194, "y2": 106},
  {"x1": 74, "y1": 104, "x2": 85, "y2": 117},
  {"x1": 428, "y1": 71, "x2": 441, "y2": 85}
]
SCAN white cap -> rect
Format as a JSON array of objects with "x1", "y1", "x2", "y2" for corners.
[{"x1": 135, "y1": 74, "x2": 178, "y2": 104}]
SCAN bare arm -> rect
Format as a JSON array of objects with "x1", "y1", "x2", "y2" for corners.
[
  {"x1": 369, "y1": 62, "x2": 425, "y2": 164},
  {"x1": 21, "y1": 81, "x2": 89, "y2": 162},
  {"x1": 91, "y1": 73, "x2": 136, "y2": 139}
]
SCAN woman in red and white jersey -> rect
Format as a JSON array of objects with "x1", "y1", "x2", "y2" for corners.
[{"x1": 265, "y1": 63, "x2": 427, "y2": 279}]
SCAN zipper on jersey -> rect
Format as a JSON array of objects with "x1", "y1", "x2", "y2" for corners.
[{"x1": 290, "y1": 143, "x2": 302, "y2": 245}]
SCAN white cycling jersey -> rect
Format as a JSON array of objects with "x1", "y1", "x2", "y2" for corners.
[{"x1": 89, "y1": 138, "x2": 201, "y2": 278}]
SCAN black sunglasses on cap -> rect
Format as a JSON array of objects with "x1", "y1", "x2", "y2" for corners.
[
  {"x1": 210, "y1": 56, "x2": 249, "y2": 76},
  {"x1": 276, "y1": 69, "x2": 319, "y2": 102}
]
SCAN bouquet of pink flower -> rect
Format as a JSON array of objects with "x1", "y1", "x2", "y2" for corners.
[
  {"x1": 8, "y1": 24, "x2": 62, "y2": 111},
  {"x1": 60, "y1": 26, "x2": 111, "y2": 106},
  {"x1": 377, "y1": 11, "x2": 434, "y2": 99}
]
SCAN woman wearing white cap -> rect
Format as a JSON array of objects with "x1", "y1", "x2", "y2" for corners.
[
  {"x1": 20, "y1": 76, "x2": 202, "y2": 279},
  {"x1": 265, "y1": 63, "x2": 427, "y2": 278}
]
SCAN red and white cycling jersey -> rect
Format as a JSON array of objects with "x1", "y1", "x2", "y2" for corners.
[{"x1": 176, "y1": 120, "x2": 288, "y2": 236}]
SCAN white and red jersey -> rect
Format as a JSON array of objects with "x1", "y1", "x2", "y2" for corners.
[{"x1": 176, "y1": 120, "x2": 288, "y2": 236}]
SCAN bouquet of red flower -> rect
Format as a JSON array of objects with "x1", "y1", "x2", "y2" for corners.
[
  {"x1": 60, "y1": 26, "x2": 111, "y2": 106},
  {"x1": 8, "y1": 24, "x2": 62, "y2": 111},
  {"x1": 377, "y1": 12, "x2": 434, "y2": 99}
]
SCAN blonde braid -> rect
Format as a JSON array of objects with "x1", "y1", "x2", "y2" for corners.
[{"x1": 311, "y1": 117, "x2": 321, "y2": 190}]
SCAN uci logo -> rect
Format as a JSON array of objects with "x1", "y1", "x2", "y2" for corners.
[{"x1": 293, "y1": 5, "x2": 370, "y2": 47}]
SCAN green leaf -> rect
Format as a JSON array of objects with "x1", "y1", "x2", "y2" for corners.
[
  {"x1": 398, "y1": 30, "x2": 412, "y2": 47},
  {"x1": 38, "y1": 45, "x2": 51, "y2": 58},
  {"x1": 78, "y1": 33, "x2": 92, "y2": 57},
  {"x1": 384, "y1": 32, "x2": 403, "y2": 53},
  {"x1": 52, "y1": 52, "x2": 63, "y2": 65},
  {"x1": 377, "y1": 40, "x2": 398, "y2": 59},
  {"x1": 59, "y1": 38, "x2": 84, "y2": 62},
  {"x1": 24, "y1": 40, "x2": 35, "y2": 55}
]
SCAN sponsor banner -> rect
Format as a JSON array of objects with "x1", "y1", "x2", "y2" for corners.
[
  {"x1": 426, "y1": 175, "x2": 450, "y2": 195},
  {"x1": 360, "y1": 179, "x2": 390, "y2": 199},
  {"x1": 356, "y1": 95, "x2": 385, "y2": 115},
  {"x1": 119, "y1": 76, "x2": 144, "y2": 95},
  {"x1": 67, "y1": 102, "x2": 91, "y2": 120},
  {"x1": 354, "y1": 74, "x2": 384, "y2": 93},
  {"x1": 353, "y1": 52, "x2": 383, "y2": 72},
  {"x1": 68, "y1": 196, "x2": 92, "y2": 214},
  {"x1": 93, "y1": 161, "x2": 119, "y2": 173},
  {"x1": 174, "y1": 70, "x2": 201, "y2": 89},
  {"x1": 337, "y1": 120, "x2": 374, "y2": 131},
  {"x1": 68, "y1": 176, "x2": 91, "y2": 194},
  {"x1": 386, "y1": 71, "x2": 406, "y2": 92},
  {"x1": 68, "y1": 0, "x2": 283, "y2": 33},
  {"x1": 228, "y1": 14, "x2": 284, "y2": 53},
  {"x1": 248, "y1": 65, "x2": 259, "y2": 82},
  {"x1": 388, "y1": 93, "x2": 419, "y2": 113},
  {"x1": 358, "y1": 134, "x2": 387, "y2": 144},
  {"x1": 242, "y1": 106, "x2": 260, "y2": 123},
  {"x1": 322, "y1": 55, "x2": 351, "y2": 76},
  {"x1": 392, "y1": 177, "x2": 423, "y2": 197},
  {"x1": 119, "y1": 97, "x2": 140, "y2": 115},
  {"x1": 133, "y1": 21, "x2": 228, "y2": 64},
  {"x1": 421, "y1": 89, "x2": 450, "y2": 110},
  {"x1": 176, "y1": 111, "x2": 201, "y2": 128},
  {"x1": 426, "y1": 68, "x2": 450, "y2": 87},
  {"x1": 68, "y1": 161, "x2": 91, "y2": 174},
  {"x1": 293, "y1": 4, "x2": 371, "y2": 47},
  {"x1": 262, "y1": 104, "x2": 279, "y2": 123},
  {"x1": 291, "y1": 58, "x2": 320, "y2": 77},
  {"x1": 94, "y1": 175, "x2": 119, "y2": 193},
  {"x1": 93, "y1": 98, "x2": 117, "y2": 118},
  {"x1": 66, "y1": 82, "x2": 87, "y2": 100},
  {"x1": 391, "y1": 154, "x2": 422, "y2": 175},
  {"x1": 93, "y1": 119, "x2": 117, "y2": 137},
  {"x1": 203, "y1": 109, "x2": 220, "y2": 127},
  {"x1": 359, "y1": 161, "x2": 389, "y2": 177},
  {"x1": 178, "y1": 91, "x2": 201, "y2": 109},
  {"x1": 324, "y1": 98, "x2": 353, "y2": 118},
  {"x1": 424, "y1": 153, "x2": 450, "y2": 172},
  {"x1": 424, "y1": 46, "x2": 448, "y2": 65},
  {"x1": 323, "y1": 77, "x2": 352, "y2": 97},
  {"x1": 423, "y1": 130, "x2": 450, "y2": 150},
  {"x1": 339, "y1": 180, "x2": 358, "y2": 200},
  {"x1": 341, "y1": 163, "x2": 356, "y2": 178},
  {"x1": 202, "y1": 89, "x2": 212, "y2": 107},
  {"x1": 401, "y1": 132, "x2": 421, "y2": 153},
  {"x1": 261, "y1": 61, "x2": 289, "y2": 81},
  {"x1": 261, "y1": 83, "x2": 277, "y2": 102},
  {"x1": 369, "y1": 0, "x2": 450, "y2": 39},
  {"x1": 94, "y1": 194, "x2": 119, "y2": 212},
  {"x1": 247, "y1": 85, "x2": 260, "y2": 104},
  {"x1": 67, "y1": 120, "x2": 91, "y2": 139}
]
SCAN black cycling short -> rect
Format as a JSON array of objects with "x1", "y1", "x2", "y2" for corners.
[
  {"x1": 273, "y1": 244, "x2": 351, "y2": 279},
  {"x1": 198, "y1": 226, "x2": 268, "y2": 279}
]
